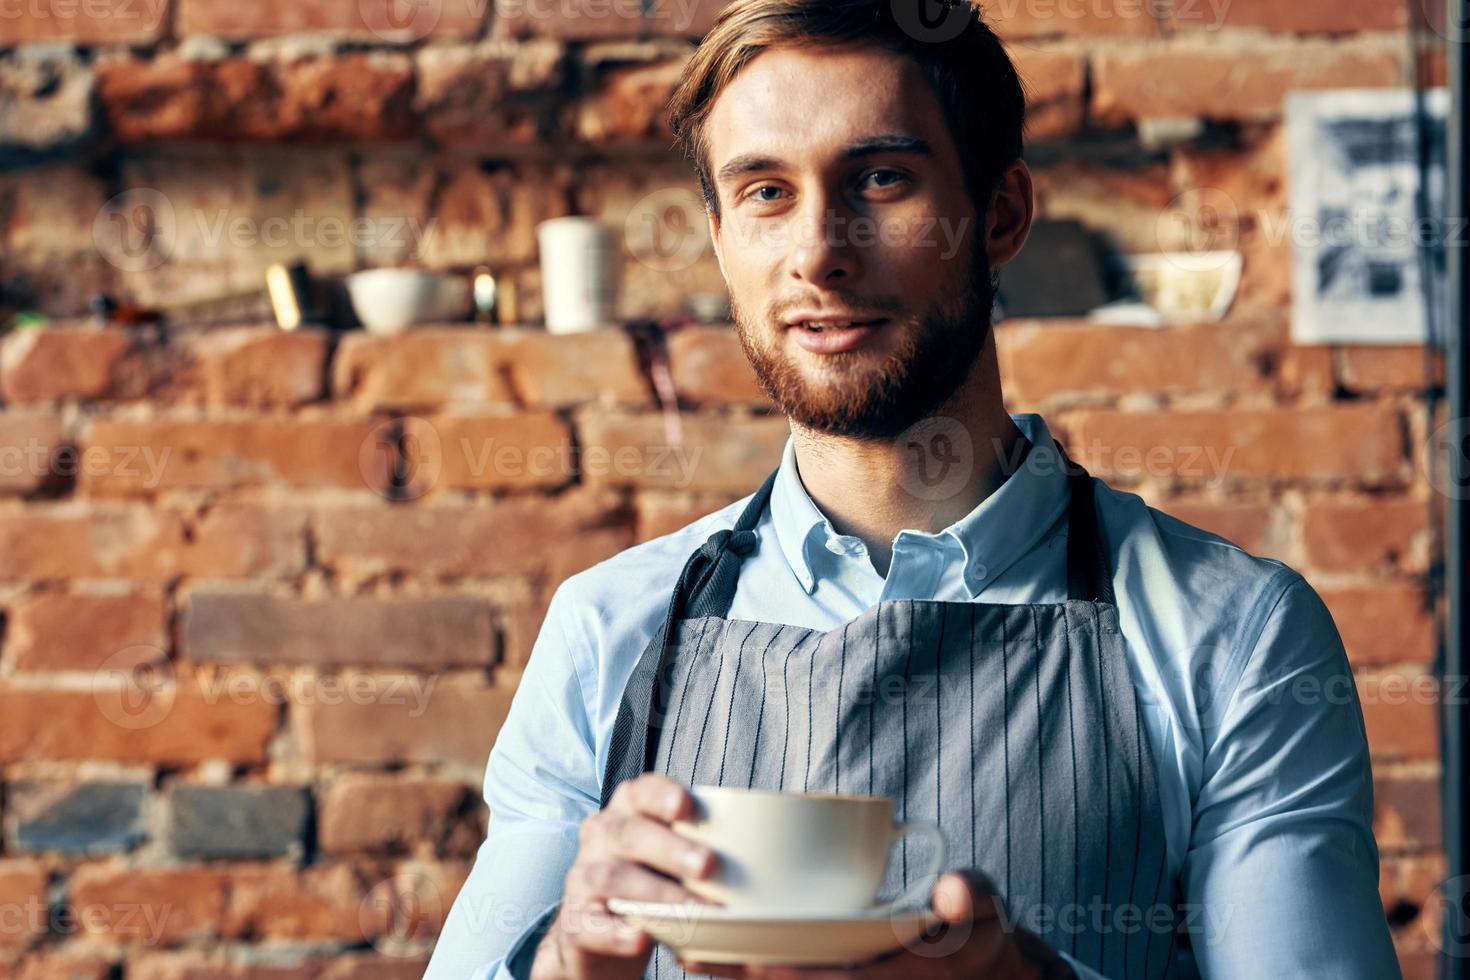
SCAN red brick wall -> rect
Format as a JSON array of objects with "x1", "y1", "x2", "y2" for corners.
[{"x1": 0, "y1": 0, "x2": 1450, "y2": 977}]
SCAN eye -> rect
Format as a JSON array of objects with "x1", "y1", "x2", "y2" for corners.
[
  {"x1": 744, "y1": 184, "x2": 787, "y2": 204},
  {"x1": 858, "y1": 169, "x2": 908, "y2": 191}
]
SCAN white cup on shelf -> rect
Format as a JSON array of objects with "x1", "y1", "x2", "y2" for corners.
[{"x1": 536, "y1": 216, "x2": 620, "y2": 334}]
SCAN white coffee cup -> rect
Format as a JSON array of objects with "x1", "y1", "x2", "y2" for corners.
[
  {"x1": 672, "y1": 785, "x2": 946, "y2": 914},
  {"x1": 536, "y1": 216, "x2": 620, "y2": 334}
]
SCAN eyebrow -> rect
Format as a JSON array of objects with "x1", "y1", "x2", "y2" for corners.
[{"x1": 713, "y1": 133, "x2": 936, "y2": 186}]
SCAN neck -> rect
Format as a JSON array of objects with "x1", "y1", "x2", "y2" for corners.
[{"x1": 788, "y1": 336, "x2": 1026, "y2": 578}]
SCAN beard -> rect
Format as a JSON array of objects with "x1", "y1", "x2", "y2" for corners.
[{"x1": 731, "y1": 240, "x2": 996, "y2": 441}]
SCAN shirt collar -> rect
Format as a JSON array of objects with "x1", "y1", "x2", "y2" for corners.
[{"x1": 768, "y1": 413, "x2": 1071, "y2": 596}]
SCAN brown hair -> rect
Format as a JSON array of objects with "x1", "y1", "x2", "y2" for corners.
[{"x1": 667, "y1": 0, "x2": 1027, "y2": 220}]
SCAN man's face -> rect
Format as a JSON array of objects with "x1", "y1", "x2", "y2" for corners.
[{"x1": 705, "y1": 43, "x2": 992, "y2": 439}]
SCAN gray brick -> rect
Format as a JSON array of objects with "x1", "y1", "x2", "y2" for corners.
[
  {"x1": 180, "y1": 591, "x2": 496, "y2": 668},
  {"x1": 7, "y1": 781, "x2": 148, "y2": 855},
  {"x1": 167, "y1": 784, "x2": 310, "y2": 860}
]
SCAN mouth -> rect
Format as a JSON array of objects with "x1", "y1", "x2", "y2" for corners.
[
  {"x1": 783, "y1": 316, "x2": 890, "y2": 354},
  {"x1": 787, "y1": 317, "x2": 886, "y2": 331}
]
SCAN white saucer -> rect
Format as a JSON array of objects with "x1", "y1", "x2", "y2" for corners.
[{"x1": 606, "y1": 899, "x2": 943, "y2": 966}]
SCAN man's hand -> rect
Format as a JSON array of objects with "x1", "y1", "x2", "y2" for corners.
[
  {"x1": 681, "y1": 870, "x2": 1075, "y2": 980},
  {"x1": 531, "y1": 773, "x2": 716, "y2": 980}
]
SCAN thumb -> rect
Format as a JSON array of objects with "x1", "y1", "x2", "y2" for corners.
[{"x1": 931, "y1": 869, "x2": 1004, "y2": 925}]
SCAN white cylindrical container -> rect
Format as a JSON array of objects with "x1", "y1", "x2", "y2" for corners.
[{"x1": 537, "y1": 216, "x2": 620, "y2": 333}]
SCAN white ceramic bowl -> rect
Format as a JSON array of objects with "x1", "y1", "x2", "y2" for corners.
[{"x1": 345, "y1": 268, "x2": 442, "y2": 336}]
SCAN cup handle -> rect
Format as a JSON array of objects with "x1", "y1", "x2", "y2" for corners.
[{"x1": 873, "y1": 820, "x2": 947, "y2": 914}]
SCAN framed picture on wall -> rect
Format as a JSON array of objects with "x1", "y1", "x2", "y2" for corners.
[{"x1": 1286, "y1": 88, "x2": 1449, "y2": 345}]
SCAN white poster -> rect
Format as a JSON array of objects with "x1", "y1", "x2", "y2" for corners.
[{"x1": 1286, "y1": 88, "x2": 1449, "y2": 345}]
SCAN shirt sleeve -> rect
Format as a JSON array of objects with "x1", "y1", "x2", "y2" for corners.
[
  {"x1": 1180, "y1": 571, "x2": 1401, "y2": 979},
  {"x1": 424, "y1": 583, "x2": 601, "y2": 980}
]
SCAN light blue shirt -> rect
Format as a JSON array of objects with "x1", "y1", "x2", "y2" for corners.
[{"x1": 426, "y1": 412, "x2": 1400, "y2": 980}]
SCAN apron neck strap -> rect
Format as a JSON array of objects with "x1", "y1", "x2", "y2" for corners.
[
  {"x1": 679, "y1": 436, "x2": 1113, "y2": 622},
  {"x1": 1055, "y1": 440, "x2": 1114, "y2": 605}
]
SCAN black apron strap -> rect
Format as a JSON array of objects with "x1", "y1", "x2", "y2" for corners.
[
  {"x1": 1055, "y1": 439, "x2": 1114, "y2": 606},
  {"x1": 598, "y1": 467, "x2": 779, "y2": 808}
]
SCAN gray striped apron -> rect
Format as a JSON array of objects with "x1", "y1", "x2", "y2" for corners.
[{"x1": 601, "y1": 441, "x2": 1186, "y2": 979}]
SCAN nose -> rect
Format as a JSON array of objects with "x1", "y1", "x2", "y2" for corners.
[{"x1": 785, "y1": 192, "x2": 860, "y2": 288}]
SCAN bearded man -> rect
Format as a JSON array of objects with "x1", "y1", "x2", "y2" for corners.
[{"x1": 426, "y1": 2, "x2": 1400, "y2": 978}]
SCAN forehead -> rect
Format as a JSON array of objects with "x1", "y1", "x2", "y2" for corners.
[{"x1": 705, "y1": 44, "x2": 952, "y2": 176}]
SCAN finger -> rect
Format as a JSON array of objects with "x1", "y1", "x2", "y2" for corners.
[
  {"x1": 931, "y1": 873, "x2": 975, "y2": 923},
  {"x1": 613, "y1": 773, "x2": 699, "y2": 823},
  {"x1": 590, "y1": 813, "x2": 717, "y2": 882},
  {"x1": 558, "y1": 901, "x2": 652, "y2": 958},
  {"x1": 575, "y1": 858, "x2": 714, "y2": 906},
  {"x1": 931, "y1": 870, "x2": 1002, "y2": 924}
]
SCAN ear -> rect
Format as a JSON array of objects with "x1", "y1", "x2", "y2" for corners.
[{"x1": 983, "y1": 160, "x2": 1034, "y2": 271}]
